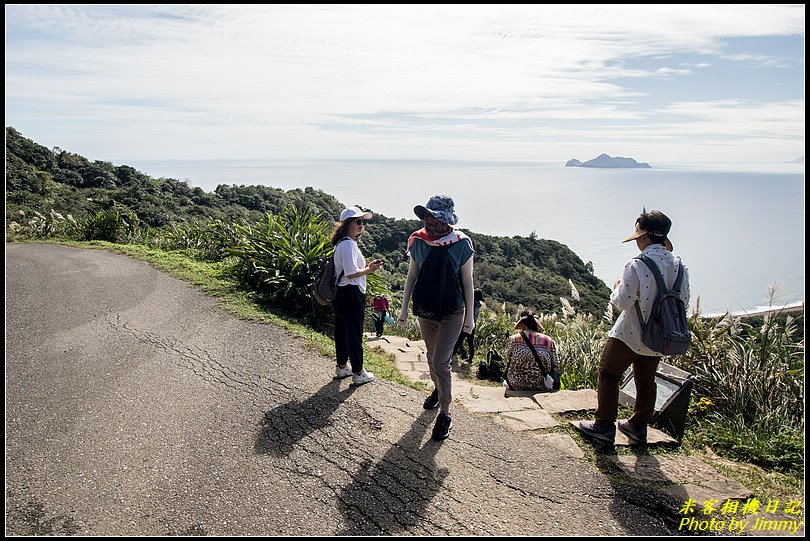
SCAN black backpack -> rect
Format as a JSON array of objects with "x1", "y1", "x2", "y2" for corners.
[
  {"x1": 477, "y1": 350, "x2": 505, "y2": 381},
  {"x1": 634, "y1": 254, "x2": 691, "y2": 355},
  {"x1": 312, "y1": 238, "x2": 350, "y2": 306},
  {"x1": 412, "y1": 244, "x2": 463, "y2": 321}
]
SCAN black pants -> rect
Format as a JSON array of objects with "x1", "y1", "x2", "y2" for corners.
[
  {"x1": 373, "y1": 312, "x2": 385, "y2": 336},
  {"x1": 453, "y1": 328, "x2": 475, "y2": 359},
  {"x1": 334, "y1": 285, "x2": 365, "y2": 373}
]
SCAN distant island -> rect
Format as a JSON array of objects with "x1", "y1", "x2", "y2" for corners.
[{"x1": 565, "y1": 153, "x2": 651, "y2": 168}]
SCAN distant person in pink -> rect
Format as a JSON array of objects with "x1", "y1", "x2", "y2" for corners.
[{"x1": 371, "y1": 294, "x2": 390, "y2": 337}]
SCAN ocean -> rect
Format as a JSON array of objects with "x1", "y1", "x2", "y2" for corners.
[{"x1": 124, "y1": 158, "x2": 805, "y2": 317}]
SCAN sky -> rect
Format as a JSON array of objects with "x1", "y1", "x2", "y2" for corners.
[{"x1": 4, "y1": 4, "x2": 805, "y2": 165}]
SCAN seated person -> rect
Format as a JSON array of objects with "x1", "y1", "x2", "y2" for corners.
[{"x1": 505, "y1": 310, "x2": 557, "y2": 391}]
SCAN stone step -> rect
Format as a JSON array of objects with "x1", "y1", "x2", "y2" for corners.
[{"x1": 364, "y1": 332, "x2": 756, "y2": 522}]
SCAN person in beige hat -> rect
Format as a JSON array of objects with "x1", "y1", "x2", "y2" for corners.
[
  {"x1": 580, "y1": 209, "x2": 690, "y2": 446},
  {"x1": 621, "y1": 209, "x2": 674, "y2": 252}
]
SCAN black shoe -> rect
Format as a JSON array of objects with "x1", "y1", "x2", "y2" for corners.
[
  {"x1": 432, "y1": 413, "x2": 452, "y2": 441},
  {"x1": 618, "y1": 420, "x2": 648, "y2": 445},
  {"x1": 423, "y1": 389, "x2": 439, "y2": 409},
  {"x1": 578, "y1": 420, "x2": 616, "y2": 446}
]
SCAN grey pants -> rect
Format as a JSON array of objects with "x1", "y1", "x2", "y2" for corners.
[{"x1": 418, "y1": 305, "x2": 465, "y2": 414}]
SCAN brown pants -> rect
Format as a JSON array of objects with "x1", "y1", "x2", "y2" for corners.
[{"x1": 595, "y1": 337, "x2": 661, "y2": 426}]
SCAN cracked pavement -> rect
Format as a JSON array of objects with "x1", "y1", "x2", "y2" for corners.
[{"x1": 6, "y1": 243, "x2": 675, "y2": 535}]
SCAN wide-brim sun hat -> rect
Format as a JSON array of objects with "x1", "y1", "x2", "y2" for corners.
[
  {"x1": 414, "y1": 194, "x2": 458, "y2": 225},
  {"x1": 622, "y1": 209, "x2": 673, "y2": 251},
  {"x1": 340, "y1": 206, "x2": 373, "y2": 222}
]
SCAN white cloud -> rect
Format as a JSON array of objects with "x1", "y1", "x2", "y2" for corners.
[
  {"x1": 4, "y1": 4, "x2": 805, "y2": 162},
  {"x1": 655, "y1": 67, "x2": 693, "y2": 76}
]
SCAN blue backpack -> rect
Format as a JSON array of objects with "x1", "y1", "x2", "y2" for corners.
[{"x1": 634, "y1": 254, "x2": 691, "y2": 355}]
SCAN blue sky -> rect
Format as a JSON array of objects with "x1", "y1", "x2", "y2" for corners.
[{"x1": 4, "y1": 5, "x2": 805, "y2": 165}]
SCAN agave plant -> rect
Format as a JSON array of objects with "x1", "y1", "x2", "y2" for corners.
[
  {"x1": 159, "y1": 220, "x2": 246, "y2": 260},
  {"x1": 78, "y1": 209, "x2": 140, "y2": 243},
  {"x1": 204, "y1": 220, "x2": 247, "y2": 260},
  {"x1": 230, "y1": 205, "x2": 334, "y2": 314}
]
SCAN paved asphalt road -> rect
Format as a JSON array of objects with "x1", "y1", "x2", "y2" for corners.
[{"x1": 6, "y1": 244, "x2": 676, "y2": 535}]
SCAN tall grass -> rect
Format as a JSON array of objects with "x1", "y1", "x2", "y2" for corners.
[
  {"x1": 7, "y1": 207, "x2": 141, "y2": 244},
  {"x1": 6, "y1": 209, "x2": 76, "y2": 240},
  {"x1": 680, "y1": 290, "x2": 804, "y2": 471}
]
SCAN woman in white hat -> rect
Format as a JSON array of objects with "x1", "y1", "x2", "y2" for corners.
[{"x1": 332, "y1": 206, "x2": 383, "y2": 386}]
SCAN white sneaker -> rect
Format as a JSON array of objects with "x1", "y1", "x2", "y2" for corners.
[
  {"x1": 351, "y1": 369, "x2": 375, "y2": 386},
  {"x1": 335, "y1": 364, "x2": 352, "y2": 379}
]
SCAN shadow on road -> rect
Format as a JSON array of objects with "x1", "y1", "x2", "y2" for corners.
[
  {"x1": 336, "y1": 410, "x2": 448, "y2": 535},
  {"x1": 254, "y1": 378, "x2": 358, "y2": 457},
  {"x1": 593, "y1": 445, "x2": 689, "y2": 536}
]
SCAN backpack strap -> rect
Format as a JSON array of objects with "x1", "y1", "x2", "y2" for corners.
[
  {"x1": 519, "y1": 331, "x2": 549, "y2": 378},
  {"x1": 636, "y1": 254, "x2": 684, "y2": 294},
  {"x1": 333, "y1": 236, "x2": 352, "y2": 283},
  {"x1": 672, "y1": 259, "x2": 685, "y2": 293},
  {"x1": 636, "y1": 254, "x2": 666, "y2": 291},
  {"x1": 633, "y1": 254, "x2": 683, "y2": 324}
]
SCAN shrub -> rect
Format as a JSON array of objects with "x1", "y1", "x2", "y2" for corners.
[{"x1": 78, "y1": 209, "x2": 140, "y2": 243}]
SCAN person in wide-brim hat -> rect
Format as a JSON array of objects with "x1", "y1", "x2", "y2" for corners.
[
  {"x1": 579, "y1": 208, "x2": 690, "y2": 447},
  {"x1": 397, "y1": 194, "x2": 475, "y2": 442},
  {"x1": 413, "y1": 195, "x2": 459, "y2": 226},
  {"x1": 622, "y1": 209, "x2": 673, "y2": 252}
]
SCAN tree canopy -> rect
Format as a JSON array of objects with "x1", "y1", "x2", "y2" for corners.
[{"x1": 5, "y1": 126, "x2": 611, "y2": 315}]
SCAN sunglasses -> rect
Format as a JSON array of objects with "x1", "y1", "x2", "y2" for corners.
[{"x1": 352, "y1": 219, "x2": 369, "y2": 226}]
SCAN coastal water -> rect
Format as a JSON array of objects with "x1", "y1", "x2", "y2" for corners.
[{"x1": 124, "y1": 158, "x2": 805, "y2": 316}]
